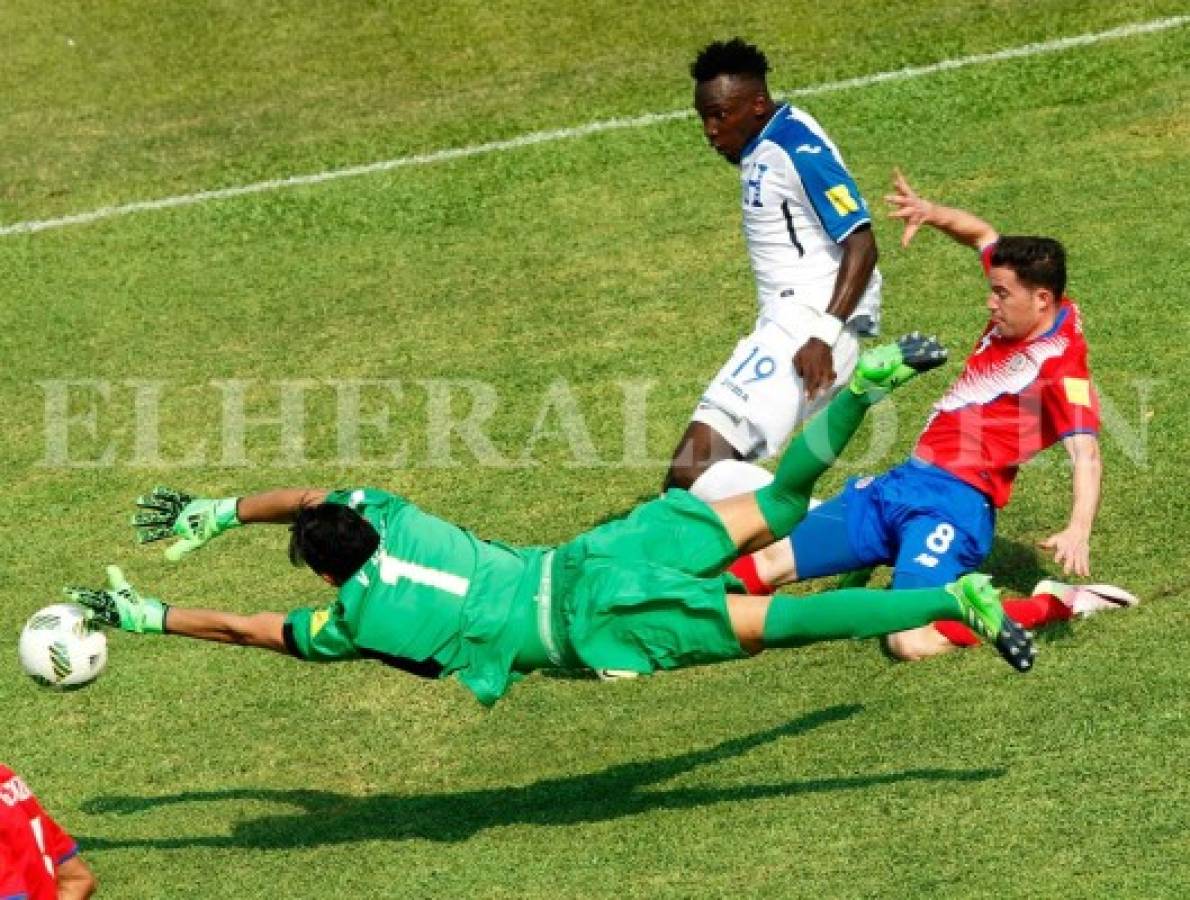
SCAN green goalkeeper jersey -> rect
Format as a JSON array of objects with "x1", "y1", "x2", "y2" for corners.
[{"x1": 284, "y1": 488, "x2": 546, "y2": 706}]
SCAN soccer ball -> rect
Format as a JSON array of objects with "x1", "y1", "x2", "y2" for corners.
[{"x1": 18, "y1": 604, "x2": 107, "y2": 690}]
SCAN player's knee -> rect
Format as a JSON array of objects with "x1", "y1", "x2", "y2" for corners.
[
  {"x1": 882, "y1": 628, "x2": 949, "y2": 663},
  {"x1": 664, "y1": 460, "x2": 703, "y2": 492},
  {"x1": 754, "y1": 540, "x2": 796, "y2": 586},
  {"x1": 883, "y1": 632, "x2": 925, "y2": 661},
  {"x1": 666, "y1": 423, "x2": 744, "y2": 493}
]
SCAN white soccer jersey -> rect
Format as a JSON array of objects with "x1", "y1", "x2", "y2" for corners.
[{"x1": 739, "y1": 104, "x2": 882, "y2": 333}]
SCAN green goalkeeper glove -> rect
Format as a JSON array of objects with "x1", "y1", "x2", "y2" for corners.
[
  {"x1": 132, "y1": 486, "x2": 241, "y2": 561},
  {"x1": 66, "y1": 566, "x2": 168, "y2": 635}
]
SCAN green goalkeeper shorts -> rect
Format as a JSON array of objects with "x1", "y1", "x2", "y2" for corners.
[
  {"x1": 546, "y1": 490, "x2": 747, "y2": 674},
  {"x1": 569, "y1": 488, "x2": 738, "y2": 576},
  {"x1": 563, "y1": 558, "x2": 747, "y2": 673}
]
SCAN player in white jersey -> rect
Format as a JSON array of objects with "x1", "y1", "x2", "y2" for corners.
[{"x1": 666, "y1": 39, "x2": 883, "y2": 503}]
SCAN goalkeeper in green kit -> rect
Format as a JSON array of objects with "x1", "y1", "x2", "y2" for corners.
[{"x1": 68, "y1": 336, "x2": 1036, "y2": 707}]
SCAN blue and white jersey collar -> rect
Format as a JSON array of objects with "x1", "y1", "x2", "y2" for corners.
[{"x1": 741, "y1": 103, "x2": 790, "y2": 161}]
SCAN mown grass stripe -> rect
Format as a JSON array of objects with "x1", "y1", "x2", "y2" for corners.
[{"x1": 0, "y1": 14, "x2": 1184, "y2": 238}]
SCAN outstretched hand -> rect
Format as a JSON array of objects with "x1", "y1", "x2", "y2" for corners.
[
  {"x1": 885, "y1": 168, "x2": 933, "y2": 248},
  {"x1": 132, "y1": 486, "x2": 193, "y2": 542},
  {"x1": 1039, "y1": 528, "x2": 1091, "y2": 578},
  {"x1": 65, "y1": 565, "x2": 167, "y2": 634},
  {"x1": 132, "y1": 487, "x2": 239, "y2": 561}
]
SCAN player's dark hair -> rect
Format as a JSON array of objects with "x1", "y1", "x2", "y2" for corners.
[
  {"x1": 289, "y1": 503, "x2": 380, "y2": 584},
  {"x1": 991, "y1": 236, "x2": 1066, "y2": 299},
  {"x1": 691, "y1": 38, "x2": 769, "y2": 84}
]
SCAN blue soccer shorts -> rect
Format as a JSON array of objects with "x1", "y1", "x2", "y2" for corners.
[{"x1": 790, "y1": 460, "x2": 995, "y2": 588}]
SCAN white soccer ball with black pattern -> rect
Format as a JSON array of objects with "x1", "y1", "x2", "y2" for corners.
[{"x1": 18, "y1": 603, "x2": 107, "y2": 690}]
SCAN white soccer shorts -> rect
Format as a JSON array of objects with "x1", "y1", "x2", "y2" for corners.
[{"x1": 691, "y1": 314, "x2": 860, "y2": 461}]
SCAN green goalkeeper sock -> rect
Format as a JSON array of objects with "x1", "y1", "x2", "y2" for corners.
[
  {"x1": 761, "y1": 585, "x2": 962, "y2": 648},
  {"x1": 754, "y1": 388, "x2": 871, "y2": 537}
]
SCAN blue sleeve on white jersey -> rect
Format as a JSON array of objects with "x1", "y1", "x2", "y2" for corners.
[{"x1": 769, "y1": 115, "x2": 870, "y2": 243}]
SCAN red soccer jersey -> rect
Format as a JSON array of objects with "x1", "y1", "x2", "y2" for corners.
[
  {"x1": 0, "y1": 765, "x2": 78, "y2": 900},
  {"x1": 913, "y1": 244, "x2": 1100, "y2": 508}
]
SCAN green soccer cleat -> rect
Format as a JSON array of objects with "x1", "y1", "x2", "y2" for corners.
[
  {"x1": 65, "y1": 566, "x2": 168, "y2": 635},
  {"x1": 849, "y1": 331, "x2": 948, "y2": 401},
  {"x1": 945, "y1": 573, "x2": 1036, "y2": 673}
]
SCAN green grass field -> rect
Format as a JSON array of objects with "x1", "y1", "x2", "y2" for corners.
[{"x1": 2, "y1": 1, "x2": 1188, "y2": 896}]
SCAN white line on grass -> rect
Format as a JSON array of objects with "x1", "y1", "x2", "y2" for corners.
[{"x1": 2, "y1": 14, "x2": 1185, "y2": 237}]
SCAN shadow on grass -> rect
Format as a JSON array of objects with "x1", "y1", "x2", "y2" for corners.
[
  {"x1": 984, "y1": 536, "x2": 1076, "y2": 641},
  {"x1": 79, "y1": 703, "x2": 1003, "y2": 851},
  {"x1": 983, "y1": 536, "x2": 1052, "y2": 596}
]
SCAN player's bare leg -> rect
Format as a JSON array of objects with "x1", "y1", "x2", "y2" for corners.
[
  {"x1": 743, "y1": 538, "x2": 798, "y2": 585},
  {"x1": 664, "y1": 421, "x2": 743, "y2": 491},
  {"x1": 884, "y1": 625, "x2": 959, "y2": 661}
]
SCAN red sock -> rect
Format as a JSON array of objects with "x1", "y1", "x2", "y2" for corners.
[
  {"x1": 932, "y1": 593, "x2": 1072, "y2": 646},
  {"x1": 728, "y1": 554, "x2": 773, "y2": 595},
  {"x1": 931, "y1": 619, "x2": 980, "y2": 647},
  {"x1": 1001, "y1": 592, "x2": 1073, "y2": 628}
]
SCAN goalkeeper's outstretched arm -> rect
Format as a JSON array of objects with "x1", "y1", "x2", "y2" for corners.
[
  {"x1": 134, "y1": 486, "x2": 330, "y2": 560},
  {"x1": 163, "y1": 607, "x2": 288, "y2": 653},
  {"x1": 236, "y1": 488, "x2": 329, "y2": 524},
  {"x1": 68, "y1": 566, "x2": 290, "y2": 653}
]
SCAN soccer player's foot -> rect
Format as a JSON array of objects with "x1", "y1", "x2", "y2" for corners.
[
  {"x1": 1032, "y1": 579, "x2": 1140, "y2": 618},
  {"x1": 946, "y1": 573, "x2": 1036, "y2": 673},
  {"x1": 849, "y1": 332, "x2": 948, "y2": 401}
]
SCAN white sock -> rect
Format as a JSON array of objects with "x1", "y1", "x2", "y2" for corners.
[{"x1": 688, "y1": 460, "x2": 774, "y2": 502}]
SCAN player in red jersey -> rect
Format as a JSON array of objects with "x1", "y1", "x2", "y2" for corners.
[
  {"x1": 726, "y1": 171, "x2": 1136, "y2": 662},
  {"x1": 0, "y1": 764, "x2": 96, "y2": 900}
]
